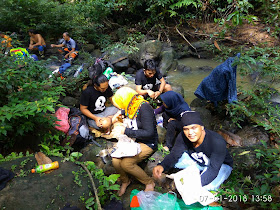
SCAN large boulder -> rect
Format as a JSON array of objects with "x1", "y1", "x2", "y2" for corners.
[
  {"x1": 0, "y1": 157, "x2": 91, "y2": 209},
  {"x1": 136, "y1": 40, "x2": 163, "y2": 67},
  {"x1": 159, "y1": 48, "x2": 175, "y2": 76}
]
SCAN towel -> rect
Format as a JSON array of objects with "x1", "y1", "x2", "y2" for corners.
[{"x1": 195, "y1": 53, "x2": 240, "y2": 105}]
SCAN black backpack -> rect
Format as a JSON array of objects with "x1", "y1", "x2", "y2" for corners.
[
  {"x1": 61, "y1": 108, "x2": 100, "y2": 150},
  {"x1": 88, "y1": 58, "x2": 114, "y2": 79}
]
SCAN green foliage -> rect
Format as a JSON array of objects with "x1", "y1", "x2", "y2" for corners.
[
  {"x1": 219, "y1": 143, "x2": 280, "y2": 208},
  {"x1": 0, "y1": 0, "x2": 114, "y2": 43},
  {"x1": 225, "y1": 46, "x2": 280, "y2": 137},
  {"x1": 0, "y1": 151, "x2": 32, "y2": 162},
  {"x1": 85, "y1": 161, "x2": 120, "y2": 206},
  {"x1": 0, "y1": 54, "x2": 65, "y2": 149}
]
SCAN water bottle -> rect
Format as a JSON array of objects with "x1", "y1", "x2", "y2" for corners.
[
  {"x1": 31, "y1": 161, "x2": 59, "y2": 173},
  {"x1": 73, "y1": 64, "x2": 84, "y2": 77},
  {"x1": 103, "y1": 67, "x2": 113, "y2": 79}
]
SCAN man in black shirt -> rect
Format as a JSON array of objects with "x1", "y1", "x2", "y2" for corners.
[
  {"x1": 135, "y1": 59, "x2": 172, "y2": 99},
  {"x1": 80, "y1": 74, "x2": 118, "y2": 130},
  {"x1": 153, "y1": 111, "x2": 233, "y2": 191}
]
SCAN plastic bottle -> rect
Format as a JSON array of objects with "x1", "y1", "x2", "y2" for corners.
[
  {"x1": 31, "y1": 161, "x2": 59, "y2": 173},
  {"x1": 103, "y1": 67, "x2": 113, "y2": 79},
  {"x1": 73, "y1": 64, "x2": 84, "y2": 77}
]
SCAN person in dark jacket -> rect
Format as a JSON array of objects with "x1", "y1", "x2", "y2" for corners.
[
  {"x1": 111, "y1": 87, "x2": 158, "y2": 196},
  {"x1": 155, "y1": 91, "x2": 191, "y2": 151},
  {"x1": 153, "y1": 111, "x2": 233, "y2": 191}
]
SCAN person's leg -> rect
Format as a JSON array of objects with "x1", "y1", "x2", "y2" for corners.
[
  {"x1": 87, "y1": 107, "x2": 118, "y2": 130},
  {"x1": 203, "y1": 164, "x2": 233, "y2": 191},
  {"x1": 112, "y1": 158, "x2": 130, "y2": 196},
  {"x1": 120, "y1": 143, "x2": 155, "y2": 189},
  {"x1": 38, "y1": 45, "x2": 46, "y2": 57},
  {"x1": 163, "y1": 83, "x2": 172, "y2": 92},
  {"x1": 102, "y1": 106, "x2": 119, "y2": 117},
  {"x1": 165, "y1": 120, "x2": 179, "y2": 150}
]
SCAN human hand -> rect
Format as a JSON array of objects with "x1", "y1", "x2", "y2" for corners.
[
  {"x1": 154, "y1": 91, "x2": 161, "y2": 99},
  {"x1": 95, "y1": 117, "x2": 103, "y2": 128},
  {"x1": 147, "y1": 90, "x2": 155, "y2": 98},
  {"x1": 28, "y1": 45, "x2": 33, "y2": 50},
  {"x1": 118, "y1": 125, "x2": 126, "y2": 134},
  {"x1": 168, "y1": 118, "x2": 176, "y2": 123},
  {"x1": 112, "y1": 110, "x2": 122, "y2": 123},
  {"x1": 153, "y1": 165, "x2": 164, "y2": 180},
  {"x1": 64, "y1": 54, "x2": 69, "y2": 59},
  {"x1": 50, "y1": 44, "x2": 55, "y2": 48}
]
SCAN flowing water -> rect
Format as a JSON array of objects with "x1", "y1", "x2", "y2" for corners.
[{"x1": 167, "y1": 57, "x2": 254, "y2": 104}]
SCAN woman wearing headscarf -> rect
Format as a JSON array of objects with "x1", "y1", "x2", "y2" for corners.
[
  {"x1": 111, "y1": 87, "x2": 158, "y2": 196},
  {"x1": 155, "y1": 91, "x2": 191, "y2": 151}
]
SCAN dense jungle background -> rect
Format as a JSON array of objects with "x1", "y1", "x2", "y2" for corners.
[{"x1": 0, "y1": 0, "x2": 280, "y2": 209}]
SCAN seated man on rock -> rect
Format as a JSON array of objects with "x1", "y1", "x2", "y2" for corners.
[
  {"x1": 28, "y1": 29, "x2": 46, "y2": 58},
  {"x1": 135, "y1": 59, "x2": 172, "y2": 99},
  {"x1": 153, "y1": 111, "x2": 233, "y2": 191},
  {"x1": 51, "y1": 32, "x2": 79, "y2": 62}
]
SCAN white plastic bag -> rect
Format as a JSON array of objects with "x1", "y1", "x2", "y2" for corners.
[{"x1": 110, "y1": 135, "x2": 141, "y2": 158}]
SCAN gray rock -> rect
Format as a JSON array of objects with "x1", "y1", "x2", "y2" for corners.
[
  {"x1": 0, "y1": 157, "x2": 91, "y2": 209},
  {"x1": 159, "y1": 49, "x2": 174, "y2": 76},
  {"x1": 191, "y1": 107, "x2": 213, "y2": 130},
  {"x1": 82, "y1": 44, "x2": 95, "y2": 53},
  {"x1": 236, "y1": 126, "x2": 269, "y2": 146},
  {"x1": 62, "y1": 96, "x2": 79, "y2": 107},
  {"x1": 176, "y1": 64, "x2": 192, "y2": 73},
  {"x1": 198, "y1": 66, "x2": 213, "y2": 72},
  {"x1": 138, "y1": 40, "x2": 163, "y2": 66}
]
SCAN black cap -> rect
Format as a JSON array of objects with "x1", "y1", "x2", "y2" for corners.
[{"x1": 181, "y1": 111, "x2": 204, "y2": 127}]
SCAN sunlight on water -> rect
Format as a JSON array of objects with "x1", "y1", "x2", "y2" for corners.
[{"x1": 167, "y1": 57, "x2": 252, "y2": 104}]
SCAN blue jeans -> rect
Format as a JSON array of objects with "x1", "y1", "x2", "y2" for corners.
[
  {"x1": 175, "y1": 152, "x2": 232, "y2": 191},
  {"x1": 27, "y1": 45, "x2": 46, "y2": 52}
]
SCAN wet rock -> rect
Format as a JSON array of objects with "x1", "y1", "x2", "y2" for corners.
[
  {"x1": 190, "y1": 98, "x2": 208, "y2": 108},
  {"x1": 62, "y1": 96, "x2": 79, "y2": 108},
  {"x1": 236, "y1": 126, "x2": 269, "y2": 146},
  {"x1": 191, "y1": 107, "x2": 213, "y2": 130},
  {"x1": 176, "y1": 64, "x2": 192, "y2": 73},
  {"x1": 198, "y1": 66, "x2": 213, "y2": 72},
  {"x1": 137, "y1": 40, "x2": 163, "y2": 66},
  {"x1": 170, "y1": 84, "x2": 184, "y2": 98},
  {"x1": 159, "y1": 48, "x2": 175, "y2": 76}
]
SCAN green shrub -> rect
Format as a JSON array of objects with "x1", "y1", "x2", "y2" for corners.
[{"x1": 0, "y1": 55, "x2": 65, "y2": 149}]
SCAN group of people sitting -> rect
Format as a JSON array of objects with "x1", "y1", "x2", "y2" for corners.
[
  {"x1": 80, "y1": 58, "x2": 233, "y2": 198},
  {"x1": 0, "y1": 30, "x2": 78, "y2": 61}
]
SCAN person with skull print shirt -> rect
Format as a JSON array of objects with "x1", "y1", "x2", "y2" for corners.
[
  {"x1": 135, "y1": 59, "x2": 172, "y2": 99},
  {"x1": 80, "y1": 74, "x2": 118, "y2": 130}
]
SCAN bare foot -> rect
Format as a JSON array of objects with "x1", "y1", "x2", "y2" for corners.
[
  {"x1": 163, "y1": 146, "x2": 169, "y2": 152},
  {"x1": 144, "y1": 182, "x2": 155, "y2": 192},
  {"x1": 118, "y1": 180, "x2": 131, "y2": 196}
]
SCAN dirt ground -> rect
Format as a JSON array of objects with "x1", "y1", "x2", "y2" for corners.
[{"x1": 166, "y1": 20, "x2": 279, "y2": 48}]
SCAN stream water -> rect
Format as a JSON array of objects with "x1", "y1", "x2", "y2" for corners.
[{"x1": 167, "y1": 57, "x2": 254, "y2": 104}]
